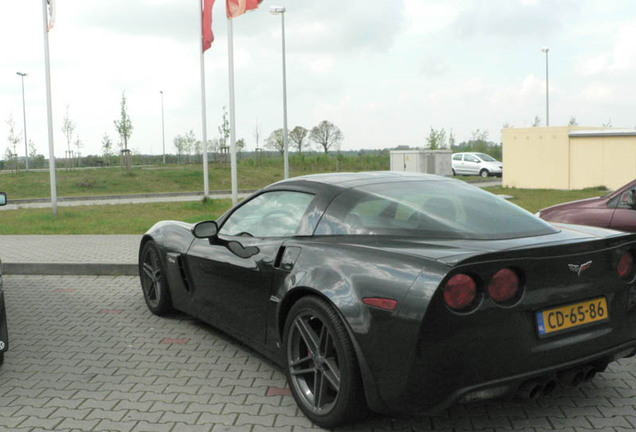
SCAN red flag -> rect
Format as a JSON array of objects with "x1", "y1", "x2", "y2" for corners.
[
  {"x1": 226, "y1": 0, "x2": 262, "y2": 19},
  {"x1": 202, "y1": 0, "x2": 215, "y2": 52}
]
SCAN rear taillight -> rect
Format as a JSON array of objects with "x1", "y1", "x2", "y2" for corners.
[
  {"x1": 444, "y1": 274, "x2": 477, "y2": 310},
  {"x1": 488, "y1": 268, "x2": 519, "y2": 303},
  {"x1": 618, "y1": 251, "x2": 634, "y2": 279}
]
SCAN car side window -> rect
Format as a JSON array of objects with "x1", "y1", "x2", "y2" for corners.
[
  {"x1": 452, "y1": 154, "x2": 463, "y2": 161},
  {"x1": 465, "y1": 155, "x2": 479, "y2": 163},
  {"x1": 618, "y1": 189, "x2": 636, "y2": 209},
  {"x1": 219, "y1": 191, "x2": 315, "y2": 238}
]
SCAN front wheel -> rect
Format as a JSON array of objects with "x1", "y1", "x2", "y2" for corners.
[
  {"x1": 139, "y1": 241, "x2": 174, "y2": 315},
  {"x1": 284, "y1": 297, "x2": 367, "y2": 428},
  {"x1": 480, "y1": 169, "x2": 489, "y2": 178}
]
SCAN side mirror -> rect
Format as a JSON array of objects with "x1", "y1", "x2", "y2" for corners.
[
  {"x1": 0, "y1": 192, "x2": 6, "y2": 206},
  {"x1": 192, "y1": 220, "x2": 218, "y2": 238}
]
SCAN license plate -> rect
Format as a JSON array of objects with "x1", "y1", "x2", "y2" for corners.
[{"x1": 536, "y1": 297, "x2": 609, "y2": 337}]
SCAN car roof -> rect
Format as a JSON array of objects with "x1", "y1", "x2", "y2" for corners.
[{"x1": 272, "y1": 171, "x2": 450, "y2": 190}]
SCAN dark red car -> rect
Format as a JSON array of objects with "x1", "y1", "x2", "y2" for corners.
[{"x1": 538, "y1": 179, "x2": 636, "y2": 232}]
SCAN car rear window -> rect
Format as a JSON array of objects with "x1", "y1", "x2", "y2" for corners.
[{"x1": 314, "y1": 180, "x2": 558, "y2": 240}]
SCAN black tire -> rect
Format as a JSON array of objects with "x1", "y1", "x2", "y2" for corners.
[
  {"x1": 139, "y1": 241, "x2": 174, "y2": 315},
  {"x1": 480, "y1": 169, "x2": 489, "y2": 178},
  {"x1": 452, "y1": 168, "x2": 456, "y2": 176},
  {"x1": 0, "y1": 352, "x2": 4, "y2": 367},
  {"x1": 283, "y1": 297, "x2": 367, "y2": 428}
]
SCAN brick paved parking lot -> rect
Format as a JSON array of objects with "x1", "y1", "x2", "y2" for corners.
[{"x1": 1, "y1": 275, "x2": 636, "y2": 431}]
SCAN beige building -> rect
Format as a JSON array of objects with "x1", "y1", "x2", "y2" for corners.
[{"x1": 502, "y1": 126, "x2": 636, "y2": 190}]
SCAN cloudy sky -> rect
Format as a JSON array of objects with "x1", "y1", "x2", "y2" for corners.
[{"x1": 2, "y1": 0, "x2": 636, "y2": 158}]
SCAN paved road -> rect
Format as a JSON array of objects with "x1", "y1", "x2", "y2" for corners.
[
  {"x1": 0, "y1": 192, "x2": 253, "y2": 211},
  {"x1": 2, "y1": 274, "x2": 636, "y2": 431}
]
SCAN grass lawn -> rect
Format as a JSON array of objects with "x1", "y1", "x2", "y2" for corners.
[
  {"x1": 484, "y1": 186, "x2": 609, "y2": 214},
  {"x1": 0, "y1": 199, "x2": 232, "y2": 235},
  {"x1": 0, "y1": 155, "x2": 390, "y2": 200}
]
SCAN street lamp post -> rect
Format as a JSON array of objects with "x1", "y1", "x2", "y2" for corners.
[
  {"x1": 541, "y1": 47, "x2": 549, "y2": 127},
  {"x1": 270, "y1": 6, "x2": 289, "y2": 179},
  {"x1": 16, "y1": 72, "x2": 29, "y2": 171},
  {"x1": 160, "y1": 90, "x2": 166, "y2": 164}
]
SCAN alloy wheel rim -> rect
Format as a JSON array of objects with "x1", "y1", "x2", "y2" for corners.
[
  {"x1": 287, "y1": 312, "x2": 341, "y2": 415},
  {"x1": 141, "y1": 248, "x2": 162, "y2": 308}
]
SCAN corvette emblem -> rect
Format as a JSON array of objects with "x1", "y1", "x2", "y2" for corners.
[{"x1": 568, "y1": 260, "x2": 592, "y2": 276}]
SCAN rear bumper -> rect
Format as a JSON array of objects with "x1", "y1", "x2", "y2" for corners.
[
  {"x1": 377, "y1": 336, "x2": 636, "y2": 414},
  {"x1": 435, "y1": 340, "x2": 636, "y2": 410},
  {"x1": 367, "y1": 279, "x2": 636, "y2": 414}
]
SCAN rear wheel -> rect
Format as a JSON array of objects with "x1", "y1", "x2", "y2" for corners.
[
  {"x1": 139, "y1": 241, "x2": 174, "y2": 315},
  {"x1": 0, "y1": 352, "x2": 4, "y2": 366},
  {"x1": 480, "y1": 169, "x2": 489, "y2": 178},
  {"x1": 284, "y1": 297, "x2": 367, "y2": 428},
  {"x1": 452, "y1": 168, "x2": 456, "y2": 176}
]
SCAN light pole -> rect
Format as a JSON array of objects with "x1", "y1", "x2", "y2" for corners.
[
  {"x1": 541, "y1": 47, "x2": 549, "y2": 127},
  {"x1": 270, "y1": 6, "x2": 289, "y2": 179},
  {"x1": 160, "y1": 90, "x2": 166, "y2": 164},
  {"x1": 16, "y1": 72, "x2": 29, "y2": 171}
]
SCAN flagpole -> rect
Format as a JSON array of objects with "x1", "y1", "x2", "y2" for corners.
[
  {"x1": 199, "y1": 1, "x2": 210, "y2": 198},
  {"x1": 227, "y1": 17, "x2": 238, "y2": 205},
  {"x1": 42, "y1": 0, "x2": 57, "y2": 216}
]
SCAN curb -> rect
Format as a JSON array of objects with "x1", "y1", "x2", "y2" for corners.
[{"x1": 3, "y1": 263, "x2": 138, "y2": 276}]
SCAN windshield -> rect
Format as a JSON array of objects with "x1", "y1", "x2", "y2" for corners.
[
  {"x1": 476, "y1": 153, "x2": 497, "y2": 162},
  {"x1": 315, "y1": 180, "x2": 558, "y2": 240}
]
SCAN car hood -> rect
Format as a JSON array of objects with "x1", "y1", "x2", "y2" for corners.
[
  {"x1": 331, "y1": 223, "x2": 633, "y2": 267},
  {"x1": 540, "y1": 195, "x2": 607, "y2": 212}
]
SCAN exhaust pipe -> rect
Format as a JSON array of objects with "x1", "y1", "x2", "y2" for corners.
[
  {"x1": 542, "y1": 379, "x2": 557, "y2": 395},
  {"x1": 581, "y1": 366, "x2": 597, "y2": 383},
  {"x1": 516, "y1": 380, "x2": 544, "y2": 400},
  {"x1": 557, "y1": 368, "x2": 585, "y2": 387}
]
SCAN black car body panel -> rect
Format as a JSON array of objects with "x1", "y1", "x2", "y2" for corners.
[
  {"x1": 0, "y1": 192, "x2": 8, "y2": 360},
  {"x1": 140, "y1": 173, "x2": 636, "y2": 417},
  {"x1": 0, "y1": 279, "x2": 8, "y2": 355}
]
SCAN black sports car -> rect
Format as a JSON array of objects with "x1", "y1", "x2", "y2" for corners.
[
  {"x1": 139, "y1": 172, "x2": 636, "y2": 427},
  {"x1": 0, "y1": 192, "x2": 8, "y2": 367}
]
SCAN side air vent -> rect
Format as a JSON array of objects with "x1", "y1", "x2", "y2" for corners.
[{"x1": 177, "y1": 256, "x2": 193, "y2": 293}]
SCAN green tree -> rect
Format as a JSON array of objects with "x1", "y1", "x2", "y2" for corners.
[
  {"x1": 568, "y1": 116, "x2": 578, "y2": 126},
  {"x1": 532, "y1": 116, "x2": 541, "y2": 127},
  {"x1": 114, "y1": 92, "x2": 133, "y2": 150},
  {"x1": 74, "y1": 135, "x2": 83, "y2": 166},
  {"x1": 183, "y1": 130, "x2": 197, "y2": 163},
  {"x1": 472, "y1": 129, "x2": 489, "y2": 144},
  {"x1": 174, "y1": 134, "x2": 187, "y2": 163},
  {"x1": 61, "y1": 105, "x2": 76, "y2": 160},
  {"x1": 101, "y1": 133, "x2": 113, "y2": 165},
  {"x1": 5, "y1": 114, "x2": 21, "y2": 159},
  {"x1": 310, "y1": 120, "x2": 343, "y2": 154},
  {"x1": 448, "y1": 129, "x2": 456, "y2": 148},
  {"x1": 28, "y1": 141, "x2": 45, "y2": 169},
  {"x1": 289, "y1": 126, "x2": 309, "y2": 153},
  {"x1": 266, "y1": 129, "x2": 285, "y2": 154},
  {"x1": 425, "y1": 127, "x2": 447, "y2": 149},
  {"x1": 218, "y1": 106, "x2": 230, "y2": 149},
  {"x1": 236, "y1": 138, "x2": 246, "y2": 159}
]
